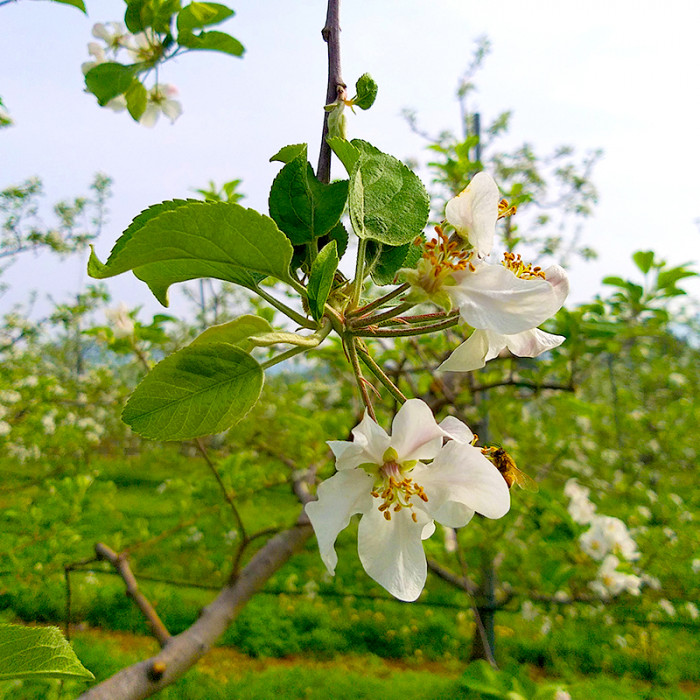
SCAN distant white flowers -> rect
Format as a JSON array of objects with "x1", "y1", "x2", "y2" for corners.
[
  {"x1": 305, "y1": 399, "x2": 510, "y2": 601},
  {"x1": 82, "y1": 22, "x2": 182, "y2": 126},
  {"x1": 104, "y1": 302, "x2": 135, "y2": 338},
  {"x1": 565, "y1": 479, "x2": 642, "y2": 599}
]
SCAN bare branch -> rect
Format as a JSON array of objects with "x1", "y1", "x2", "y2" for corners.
[
  {"x1": 80, "y1": 520, "x2": 312, "y2": 699},
  {"x1": 94, "y1": 543, "x2": 172, "y2": 648}
]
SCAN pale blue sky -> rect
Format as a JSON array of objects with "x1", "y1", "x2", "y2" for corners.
[{"x1": 2, "y1": 0, "x2": 699, "y2": 320}]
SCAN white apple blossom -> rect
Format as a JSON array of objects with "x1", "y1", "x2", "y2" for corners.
[
  {"x1": 439, "y1": 260, "x2": 568, "y2": 372},
  {"x1": 580, "y1": 515, "x2": 640, "y2": 562},
  {"x1": 92, "y1": 21, "x2": 132, "y2": 51},
  {"x1": 659, "y1": 598, "x2": 676, "y2": 617},
  {"x1": 444, "y1": 172, "x2": 501, "y2": 258},
  {"x1": 124, "y1": 29, "x2": 163, "y2": 63},
  {"x1": 140, "y1": 84, "x2": 183, "y2": 127},
  {"x1": 305, "y1": 399, "x2": 510, "y2": 601},
  {"x1": 589, "y1": 555, "x2": 641, "y2": 599}
]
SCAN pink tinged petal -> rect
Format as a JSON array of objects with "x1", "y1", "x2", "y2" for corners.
[
  {"x1": 305, "y1": 469, "x2": 374, "y2": 575},
  {"x1": 438, "y1": 415, "x2": 475, "y2": 444},
  {"x1": 390, "y1": 399, "x2": 444, "y2": 462},
  {"x1": 438, "y1": 329, "x2": 500, "y2": 372},
  {"x1": 449, "y1": 263, "x2": 564, "y2": 334},
  {"x1": 445, "y1": 172, "x2": 500, "y2": 258},
  {"x1": 358, "y1": 505, "x2": 429, "y2": 602},
  {"x1": 543, "y1": 265, "x2": 570, "y2": 307},
  {"x1": 413, "y1": 441, "x2": 511, "y2": 523},
  {"x1": 504, "y1": 328, "x2": 565, "y2": 358}
]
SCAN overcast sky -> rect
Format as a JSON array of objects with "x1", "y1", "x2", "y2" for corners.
[{"x1": 2, "y1": 0, "x2": 699, "y2": 322}]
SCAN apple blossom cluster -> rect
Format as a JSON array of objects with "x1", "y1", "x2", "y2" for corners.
[
  {"x1": 401, "y1": 172, "x2": 569, "y2": 372},
  {"x1": 305, "y1": 399, "x2": 510, "y2": 601},
  {"x1": 82, "y1": 22, "x2": 182, "y2": 126},
  {"x1": 104, "y1": 302, "x2": 136, "y2": 339},
  {"x1": 565, "y1": 479, "x2": 642, "y2": 599}
]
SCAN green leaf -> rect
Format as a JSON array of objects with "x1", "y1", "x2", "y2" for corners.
[
  {"x1": 178, "y1": 30, "x2": 244, "y2": 56},
  {"x1": 85, "y1": 63, "x2": 139, "y2": 106},
  {"x1": 657, "y1": 266, "x2": 697, "y2": 290},
  {"x1": 601, "y1": 276, "x2": 629, "y2": 289},
  {"x1": 125, "y1": 0, "x2": 147, "y2": 32},
  {"x1": 270, "y1": 143, "x2": 308, "y2": 164},
  {"x1": 632, "y1": 250, "x2": 654, "y2": 274},
  {"x1": 353, "y1": 73, "x2": 378, "y2": 110},
  {"x1": 177, "y1": 2, "x2": 233, "y2": 32},
  {"x1": 191, "y1": 315, "x2": 273, "y2": 352},
  {"x1": 327, "y1": 137, "x2": 361, "y2": 174},
  {"x1": 123, "y1": 343, "x2": 263, "y2": 440},
  {"x1": 125, "y1": 79, "x2": 148, "y2": 121},
  {"x1": 48, "y1": 0, "x2": 87, "y2": 12},
  {"x1": 366, "y1": 239, "x2": 421, "y2": 286},
  {"x1": 348, "y1": 140, "x2": 429, "y2": 245},
  {"x1": 88, "y1": 201, "x2": 294, "y2": 306},
  {"x1": 0, "y1": 624, "x2": 94, "y2": 681},
  {"x1": 307, "y1": 240, "x2": 339, "y2": 321},
  {"x1": 268, "y1": 155, "x2": 348, "y2": 245}
]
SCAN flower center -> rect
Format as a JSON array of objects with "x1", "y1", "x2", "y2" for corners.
[
  {"x1": 370, "y1": 460, "x2": 428, "y2": 522},
  {"x1": 414, "y1": 226, "x2": 475, "y2": 293},
  {"x1": 501, "y1": 251, "x2": 546, "y2": 280}
]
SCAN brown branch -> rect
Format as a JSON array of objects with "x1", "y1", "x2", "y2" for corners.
[
  {"x1": 79, "y1": 519, "x2": 312, "y2": 700},
  {"x1": 94, "y1": 543, "x2": 172, "y2": 648},
  {"x1": 427, "y1": 558, "x2": 478, "y2": 595},
  {"x1": 316, "y1": 0, "x2": 345, "y2": 183}
]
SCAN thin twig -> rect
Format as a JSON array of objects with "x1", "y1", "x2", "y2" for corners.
[
  {"x1": 94, "y1": 543, "x2": 172, "y2": 648},
  {"x1": 346, "y1": 337, "x2": 376, "y2": 419},
  {"x1": 317, "y1": 0, "x2": 345, "y2": 183}
]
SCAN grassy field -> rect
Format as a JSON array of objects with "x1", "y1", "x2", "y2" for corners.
[{"x1": 1, "y1": 446, "x2": 698, "y2": 699}]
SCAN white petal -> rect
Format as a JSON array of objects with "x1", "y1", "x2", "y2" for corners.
[
  {"x1": 351, "y1": 411, "x2": 391, "y2": 464},
  {"x1": 139, "y1": 105, "x2": 160, "y2": 128},
  {"x1": 543, "y1": 265, "x2": 570, "y2": 307},
  {"x1": 327, "y1": 440, "x2": 373, "y2": 471},
  {"x1": 438, "y1": 329, "x2": 499, "y2": 372},
  {"x1": 438, "y1": 415, "x2": 474, "y2": 444},
  {"x1": 358, "y1": 504, "x2": 428, "y2": 601},
  {"x1": 445, "y1": 172, "x2": 500, "y2": 258},
  {"x1": 162, "y1": 99, "x2": 183, "y2": 123},
  {"x1": 390, "y1": 399, "x2": 444, "y2": 462},
  {"x1": 305, "y1": 469, "x2": 374, "y2": 575},
  {"x1": 413, "y1": 441, "x2": 511, "y2": 523},
  {"x1": 504, "y1": 328, "x2": 565, "y2": 358},
  {"x1": 449, "y1": 263, "x2": 565, "y2": 335}
]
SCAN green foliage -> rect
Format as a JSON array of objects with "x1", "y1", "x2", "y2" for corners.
[
  {"x1": 352, "y1": 73, "x2": 378, "y2": 111},
  {"x1": 88, "y1": 201, "x2": 294, "y2": 305},
  {"x1": 122, "y1": 342, "x2": 264, "y2": 440},
  {"x1": 0, "y1": 625, "x2": 93, "y2": 681},
  {"x1": 348, "y1": 140, "x2": 429, "y2": 245},
  {"x1": 365, "y1": 238, "x2": 422, "y2": 286},
  {"x1": 191, "y1": 314, "x2": 273, "y2": 351},
  {"x1": 176, "y1": 2, "x2": 234, "y2": 33},
  {"x1": 85, "y1": 63, "x2": 140, "y2": 106},
  {"x1": 268, "y1": 146, "x2": 349, "y2": 246},
  {"x1": 307, "y1": 240, "x2": 339, "y2": 321},
  {"x1": 46, "y1": 0, "x2": 86, "y2": 12}
]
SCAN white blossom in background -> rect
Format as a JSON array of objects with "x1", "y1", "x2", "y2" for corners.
[
  {"x1": 140, "y1": 85, "x2": 183, "y2": 127},
  {"x1": 565, "y1": 479, "x2": 597, "y2": 525},
  {"x1": 692, "y1": 559, "x2": 700, "y2": 574},
  {"x1": 589, "y1": 555, "x2": 642, "y2": 599},
  {"x1": 305, "y1": 399, "x2": 509, "y2": 601},
  {"x1": 580, "y1": 515, "x2": 639, "y2": 562},
  {"x1": 0, "y1": 421, "x2": 10, "y2": 437},
  {"x1": 658, "y1": 599, "x2": 676, "y2": 617},
  {"x1": 104, "y1": 302, "x2": 135, "y2": 338},
  {"x1": 685, "y1": 602, "x2": 699, "y2": 620}
]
